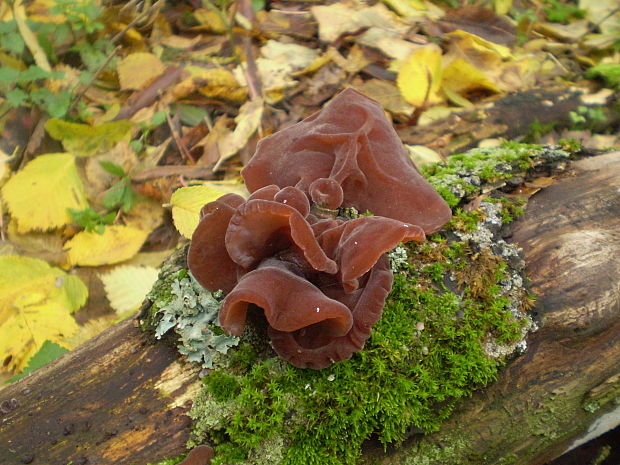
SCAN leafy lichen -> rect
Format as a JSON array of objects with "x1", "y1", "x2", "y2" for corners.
[{"x1": 150, "y1": 271, "x2": 238, "y2": 369}]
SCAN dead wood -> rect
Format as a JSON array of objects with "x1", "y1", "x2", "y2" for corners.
[{"x1": 0, "y1": 152, "x2": 618, "y2": 465}]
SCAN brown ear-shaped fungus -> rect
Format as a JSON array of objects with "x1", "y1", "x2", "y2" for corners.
[
  {"x1": 268, "y1": 255, "x2": 393, "y2": 369},
  {"x1": 225, "y1": 199, "x2": 337, "y2": 274},
  {"x1": 242, "y1": 88, "x2": 452, "y2": 233},
  {"x1": 188, "y1": 193, "x2": 246, "y2": 293},
  {"x1": 220, "y1": 258, "x2": 353, "y2": 337},
  {"x1": 187, "y1": 89, "x2": 453, "y2": 370},
  {"x1": 178, "y1": 445, "x2": 214, "y2": 465},
  {"x1": 317, "y1": 216, "x2": 426, "y2": 292}
]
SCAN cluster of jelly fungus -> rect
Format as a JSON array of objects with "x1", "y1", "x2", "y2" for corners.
[{"x1": 187, "y1": 88, "x2": 451, "y2": 370}]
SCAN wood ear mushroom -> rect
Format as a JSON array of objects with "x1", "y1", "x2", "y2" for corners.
[{"x1": 188, "y1": 89, "x2": 451, "y2": 369}]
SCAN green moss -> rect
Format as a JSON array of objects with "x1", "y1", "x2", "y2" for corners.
[
  {"x1": 147, "y1": 457, "x2": 185, "y2": 465},
  {"x1": 447, "y1": 208, "x2": 485, "y2": 232},
  {"x1": 204, "y1": 371, "x2": 241, "y2": 402},
  {"x1": 190, "y1": 244, "x2": 528, "y2": 464},
  {"x1": 486, "y1": 197, "x2": 526, "y2": 224}
]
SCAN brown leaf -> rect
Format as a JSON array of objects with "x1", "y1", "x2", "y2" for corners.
[{"x1": 428, "y1": 5, "x2": 516, "y2": 46}]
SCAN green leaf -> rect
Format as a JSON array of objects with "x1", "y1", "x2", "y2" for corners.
[
  {"x1": 0, "y1": 66, "x2": 20, "y2": 82},
  {"x1": 45, "y1": 119, "x2": 133, "y2": 157},
  {"x1": 6, "y1": 88, "x2": 28, "y2": 107},
  {"x1": 8, "y1": 340, "x2": 68, "y2": 382},
  {"x1": 103, "y1": 180, "x2": 138, "y2": 212},
  {"x1": 150, "y1": 110, "x2": 167, "y2": 127},
  {"x1": 1, "y1": 32, "x2": 25, "y2": 55},
  {"x1": 0, "y1": 21, "x2": 17, "y2": 34},
  {"x1": 46, "y1": 91, "x2": 72, "y2": 119},
  {"x1": 68, "y1": 207, "x2": 115, "y2": 233},
  {"x1": 99, "y1": 160, "x2": 127, "y2": 177},
  {"x1": 177, "y1": 105, "x2": 206, "y2": 126},
  {"x1": 18, "y1": 65, "x2": 52, "y2": 83}
]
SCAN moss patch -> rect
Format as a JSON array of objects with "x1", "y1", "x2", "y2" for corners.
[{"x1": 187, "y1": 225, "x2": 531, "y2": 465}]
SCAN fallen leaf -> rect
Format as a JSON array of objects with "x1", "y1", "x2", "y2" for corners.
[
  {"x1": 430, "y1": 5, "x2": 516, "y2": 46},
  {"x1": 579, "y1": 0, "x2": 620, "y2": 35},
  {"x1": 66, "y1": 225, "x2": 149, "y2": 266},
  {"x1": 397, "y1": 45, "x2": 444, "y2": 106},
  {"x1": 100, "y1": 265, "x2": 159, "y2": 315},
  {"x1": 174, "y1": 66, "x2": 247, "y2": 104},
  {"x1": 160, "y1": 34, "x2": 204, "y2": 50},
  {"x1": 380, "y1": 0, "x2": 426, "y2": 18},
  {"x1": 45, "y1": 119, "x2": 133, "y2": 157},
  {"x1": 535, "y1": 20, "x2": 590, "y2": 42},
  {"x1": 13, "y1": 0, "x2": 50, "y2": 71},
  {"x1": 123, "y1": 198, "x2": 165, "y2": 233},
  {"x1": 418, "y1": 105, "x2": 459, "y2": 125},
  {"x1": 2, "y1": 153, "x2": 88, "y2": 233},
  {"x1": 311, "y1": 3, "x2": 408, "y2": 43},
  {"x1": 7, "y1": 221, "x2": 68, "y2": 266},
  {"x1": 8, "y1": 340, "x2": 68, "y2": 381},
  {"x1": 0, "y1": 255, "x2": 86, "y2": 373},
  {"x1": 214, "y1": 98, "x2": 263, "y2": 171},
  {"x1": 353, "y1": 79, "x2": 415, "y2": 116},
  {"x1": 117, "y1": 53, "x2": 166, "y2": 91},
  {"x1": 193, "y1": 8, "x2": 228, "y2": 34},
  {"x1": 61, "y1": 316, "x2": 116, "y2": 349},
  {"x1": 442, "y1": 57, "x2": 501, "y2": 97},
  {"x1": 170, "y1": 183, "x2": 236, "y2": 238},
  {"x1": 406, "y1": 144, "x2": 444, "y2": 167},
  {"x1": 261, "y1": 40, "x2": 320, "y2": 70}
]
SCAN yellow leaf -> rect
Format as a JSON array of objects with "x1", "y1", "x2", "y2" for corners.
[
  {"x1": 214, "y1": 97, "x2": 264, "y2": 171},
  {"x1": 380, "y1": 0, "x2": 426, "y2": 17},
  {"x1": 0, "y1": 255, "x2": 86, "y2": 373},
  {"x1": 445, "y1": 30, "x2": 512, "y2": 62},
  {"x1": 170, "y1": 183, "x2": 231, "y2": 239},
  {"x1": 45, "y1": 119, "x2": 133, "y2": 157},
  {"x1": 61, "y1": 316, "x2": 115, "y2": 349},
  {"x1": 193, "y1": 8, "x2": 228, "y2": 34},
  {"x1": 117, "y1": 53, "x2": 165, "y2": 91},
  {"x1": 442, "y1": 58, "x2": 501, "y2": 97},
  {"x1": 66, "y1": 225, "x2": 149, "y2": 266},
  {"x1": 406, "y1": 145, "x2": 444, "y2": 167},
  {"x1": 100, "y1": 265, "x2": 159, "y2": 315},
  {"x1": 13, "y1": 0, "x2": 51, "y2": 71},
  {"x1": 1, "y1": 153, "x2": 88, "y2": 233},
  {"x1": 191, "y1": 67, "x2": 247, "y2": 103},
  {"x1": 396, "y1": 45, "x2": 444, "y2": 107}
]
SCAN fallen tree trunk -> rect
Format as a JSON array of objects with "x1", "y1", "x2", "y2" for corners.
[{"x1": 0, "y1": 152, "x2": 618, "y2": 465}]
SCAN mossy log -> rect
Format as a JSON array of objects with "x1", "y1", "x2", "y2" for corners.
[{"x1": 0, "y1": 152, "x2": 619, "y2": 465}]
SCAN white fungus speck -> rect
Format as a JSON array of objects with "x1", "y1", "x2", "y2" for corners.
[{"x1": 316, "y1": 307, "x2": 320, "y2": 312}]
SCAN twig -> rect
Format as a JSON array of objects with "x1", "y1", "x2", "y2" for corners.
[
  {"x1": 67, "y1": 46, "x2": 120, "y2": 114},
  {"x1": 165, "y1": 109, "x2": 196, "y2": 164},
  {"x1": 133, "y1": 165, "x2": 216, "y2": 182}
]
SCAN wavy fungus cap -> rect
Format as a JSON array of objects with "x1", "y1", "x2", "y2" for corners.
[
  {"x1": 241, "y1": 88, "x2": 452, "y2": 234},
  {"x1": 188, "y1": 89, "x2": 452, "y2": 369}
]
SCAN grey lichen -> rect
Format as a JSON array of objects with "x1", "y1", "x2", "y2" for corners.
[{"x1": 152, "y1": 273, "x2": 239, "y2": 369}]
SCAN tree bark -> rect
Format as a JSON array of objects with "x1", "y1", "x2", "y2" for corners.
[{"x1": 0, "y1": 152, "x2": 618, "y2": 465}]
